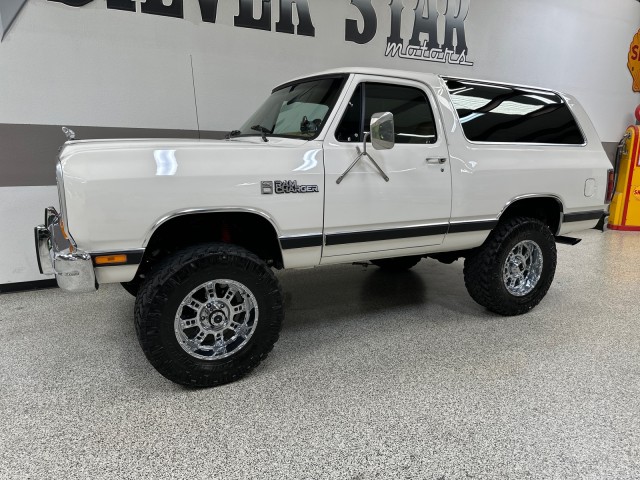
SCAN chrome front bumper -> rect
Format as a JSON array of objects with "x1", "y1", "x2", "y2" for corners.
[{"x1": 34, "y1": 207, "x2": 97, "y2": 293}]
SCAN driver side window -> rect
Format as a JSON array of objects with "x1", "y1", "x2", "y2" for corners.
[{"x1": 335, "y1": 82, "x2": 437, "y2": 144}]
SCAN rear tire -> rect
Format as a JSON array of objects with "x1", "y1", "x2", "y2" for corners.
[
  {"x1": 134, "y1": 243, "x2": 283, "y2": 387},
  {"x1": 463, "y1": 217, "x2": 556, "y2": 316},
  {"x1": 370, "y1": 256, "x2": 421, "y2": 271}
]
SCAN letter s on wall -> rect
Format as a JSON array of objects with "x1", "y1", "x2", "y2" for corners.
[{"x1": 345, "y1": 0, "x2": 377, "y2": 45}]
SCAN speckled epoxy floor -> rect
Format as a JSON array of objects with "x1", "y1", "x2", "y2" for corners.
[{"x1": 1, "y1": 229, "x2": 639, "y2": 479}]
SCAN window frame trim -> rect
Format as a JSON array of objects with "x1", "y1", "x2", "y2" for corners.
[
  {"x1": 330, "y1": 75, "x2": 443, "y2": 147},
  {"x1": 235, "y1": 74, "x2": 350, "y2": 142},
  {"x1": 442, "y1": 76, "x2": 588, "y2": 148}
]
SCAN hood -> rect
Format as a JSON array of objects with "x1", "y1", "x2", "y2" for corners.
[{"x1": 59, "y1": 136, "x2": 310, "y2": 159}]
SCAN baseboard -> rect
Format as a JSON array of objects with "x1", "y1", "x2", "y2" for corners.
[{"x1": 0, "y1": 279, "x2": 58, "y2": 294}]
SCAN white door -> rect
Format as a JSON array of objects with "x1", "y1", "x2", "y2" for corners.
[{"x1": 322, "y1": 75, "x2": 452, "y2": 259}]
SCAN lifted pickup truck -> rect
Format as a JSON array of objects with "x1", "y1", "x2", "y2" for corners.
[{"x1": 35, "y1": 68, "x2": 613, "y2": 387}]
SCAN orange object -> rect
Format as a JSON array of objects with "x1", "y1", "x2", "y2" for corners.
[
  {"x1": 609, "y1": 126, "x2": 640, "y2": 231},
  {"x1": 94, "y1": 254, "x2": 128, "y2": 265}
]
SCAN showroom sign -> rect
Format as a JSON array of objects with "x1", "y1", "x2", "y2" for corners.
[
  {"x1": 48, "y1": 0, "x2": 473, "y2": 66},
  {"x1": 628, "y1": 29, "x2": 640, "y2": 92},
  {"x1": 349, "y1": 0, "x2": 473, "y2": 66}
]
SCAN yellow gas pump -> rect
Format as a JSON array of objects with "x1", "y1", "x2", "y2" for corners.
[{"x1": 609, "y1": 125, "x2": 640, "y2": 231}]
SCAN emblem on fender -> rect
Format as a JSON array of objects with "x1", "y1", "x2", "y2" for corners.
[{"x1": 261, "y1": 180, "x2": 319, "y2": 194}]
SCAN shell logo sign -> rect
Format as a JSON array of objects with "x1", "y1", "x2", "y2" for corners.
[{"x1": 628, "y1": 29, "x2": 640, "y2": 92}]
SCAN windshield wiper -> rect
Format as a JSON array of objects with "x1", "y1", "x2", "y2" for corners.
[
  {"x1": 251, "y1": 125, "x2": 270, "y2": 142},
  {"x1": 225, "y1": 130, "x2": 241, "y2": 139}
]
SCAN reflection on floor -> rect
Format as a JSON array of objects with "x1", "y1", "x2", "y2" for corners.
[{"x1": 1, "y1": 229, "x2": 639, "y2": 478}]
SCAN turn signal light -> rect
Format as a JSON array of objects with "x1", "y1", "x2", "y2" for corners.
[
  {"x1": 95, "y1": 254, "x2": 127, "y2": 265},
  {"x1": 59, "y1": 218, "x2": 69, "y2": 240},
  {"x1": 59, "y1": 218, "x2": 75, "y2": 252}
]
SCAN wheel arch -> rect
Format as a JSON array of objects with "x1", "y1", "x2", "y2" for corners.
[
  {"x1": 140, "y1": 208, "x2": 284, "y2": 272},
  {"x1": 497, "y1": 194, "x2": 565, "y2": 235}
]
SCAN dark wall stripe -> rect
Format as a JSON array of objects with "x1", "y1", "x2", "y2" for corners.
[
  {"x1": 0, "y1": 279, "x2": 57, "y2": 293},
  {"x1": 448, "y1": 220, "x2": 497, "y2": 233},
  {"x1": 325, "y1": 224, "x2": 449, "y2": 246},
  {"x1": 0, "y1": 0, "x2": 28, "y2": 40},
  {"x1": 0, "y1": 123, "x2": 226, "y2": 187},
  {"x1": 280, "y1": 235, "x2": 323, "y2": 250},
  {"x1": 0, "y1": 122, "x2": 619, "y2": 188},
  {"x1": 563, "y1": 210, "x2": 604, "y2": 223}
]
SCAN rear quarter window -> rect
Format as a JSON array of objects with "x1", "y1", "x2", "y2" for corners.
[{"x1": 445, "y1": 79, "x2": 585, "y2": 145}]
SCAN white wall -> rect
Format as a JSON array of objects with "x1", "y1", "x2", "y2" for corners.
[
  {"x1": 1, "y1": 0, "x2": 637, "y2": 140},
  {"x1": 1, "y1": 0, "x2": 639, "y2": 284},
  {"x1": 0, "y1": 187, "x2": 57, "y2": 284}
]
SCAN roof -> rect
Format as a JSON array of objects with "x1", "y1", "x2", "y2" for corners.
[{"x1": 276, "y1": 67, "x2": 566, "y2": 97}]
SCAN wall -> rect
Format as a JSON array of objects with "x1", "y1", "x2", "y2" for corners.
[
  {"x1": 1, "y1": 0, "x2": 638, "y2": 286},
  {"x1": 0, "y1": 0, "x2": 27, "y2": 37}
]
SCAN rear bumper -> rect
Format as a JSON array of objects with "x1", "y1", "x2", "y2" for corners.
[{"x1": 34, "y1": 207, "x2": 97, "y2": 293}]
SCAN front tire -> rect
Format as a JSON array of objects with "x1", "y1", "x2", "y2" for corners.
[
  {"x1": 134, "y1": 243, "x2": 283, "y2": 387},
  {"x1": 463, "y1": 217, "x2": 557, "y2": 316}
]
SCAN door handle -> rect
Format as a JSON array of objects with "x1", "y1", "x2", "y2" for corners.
[{"x1": 426, "y1": 157, "x2": 447, "y2": 164}]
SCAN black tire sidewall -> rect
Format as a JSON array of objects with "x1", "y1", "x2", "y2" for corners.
[
  {"x1": 492, "y1": 221, "x2": 556, "y2": 309},
  {"x1": 137, "y1": 246, "x2": 283, "y2": 386}
]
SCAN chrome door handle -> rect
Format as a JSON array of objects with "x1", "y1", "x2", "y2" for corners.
[{"x1": 426, "y1": 157, "x2": 447, "y2": 164}]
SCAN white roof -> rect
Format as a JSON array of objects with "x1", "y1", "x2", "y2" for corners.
[{"x1": 278, "y1": 67, "x2": 564, "y2": 96}]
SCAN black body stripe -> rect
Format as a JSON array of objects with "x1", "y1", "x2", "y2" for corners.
[
  {"x1": 280, "y1": 235, "x2": 323, "y2": 250},
  {"x1": 563, "y1": 211, "x2": 604, "y2": 223},
  {"x1": 448, "y1": 220, "x2": 498, "y2": 234},
  {"x1": 325, "y1": 225, "x2": 449, "y2": 246},
  {"x1": 91, "y1": 251, "x2": 145, "y2": 267},
  {"x1": 281, "y1": 221, "x2": 498, "y2": 250}
]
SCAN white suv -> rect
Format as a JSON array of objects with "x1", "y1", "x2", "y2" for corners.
[{"x1": 35, "y1": 68, "x2": 613, "y2": 387}]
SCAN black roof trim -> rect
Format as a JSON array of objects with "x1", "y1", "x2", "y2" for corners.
[
  {"x1": 442, "y1": 76, "x2": 562, "y2": 97},
  {"x1": 273, "y1": 74, "x2": 350, "y2": 93}
]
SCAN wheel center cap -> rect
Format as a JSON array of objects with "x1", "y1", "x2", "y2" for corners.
[
  {"x1": 202, "y1": 302, "x2": 229, "y2": 330},
  {"x1": 510, "y1": 256, "x2": 526, "y2": 275}
]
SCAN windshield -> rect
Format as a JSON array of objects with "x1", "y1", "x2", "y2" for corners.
[{"x1": 236, "y1": 76, "x2": 346, "y2": 140}]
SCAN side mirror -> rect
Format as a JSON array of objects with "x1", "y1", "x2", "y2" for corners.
[{"x1": 370, "y1": 112, "x2": 395, "y2": 150}]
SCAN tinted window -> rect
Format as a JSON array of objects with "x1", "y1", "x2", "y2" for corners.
[
  {"x1": 336, "y1": 83, "x2": 437, "y2": 144},
  {"x1": 445, "y1": 79, "x2": 585, "y2": 144}
]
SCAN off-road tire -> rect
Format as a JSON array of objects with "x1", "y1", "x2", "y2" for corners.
[
  {"x1": 134, "y1": 243, "x2": 283, "y2": 387},
  {"x1": 463, "y1": 217, "x2": 557, "y2": 316},
  {"x1": 371, "y1": 256, "x2": 422, "y2": 271}
]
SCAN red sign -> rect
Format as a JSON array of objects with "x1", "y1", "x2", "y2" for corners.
[{"x1": 628, "y1": 30, "x2": 640, "y2": 92}]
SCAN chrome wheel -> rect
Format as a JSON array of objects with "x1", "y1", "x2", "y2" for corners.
[
  {"x1": 174, "y1": 279, "x2": 259, "y2": 360},
  {"x1": 503, "y1": 240, "x2": 543, "y2": 297}
]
